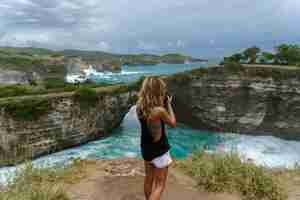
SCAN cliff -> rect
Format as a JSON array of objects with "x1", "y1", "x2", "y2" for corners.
[
  {"x1": 87, "y1": 60, "x2": 121, "y2": 72},
  {"x1": 66, "y1": 57, "x2": 90, "y2": 75},
  {"x1": 1, "y1": 64, "x2": 300, "y2": 166},
  {"x1": 0, "y1": 70, "x2": 42, "y2": 85},
  {"x1": 165, "y1": 65, "x2": 300, "y2": 140},
  {"x1": 0, "y1": 84, "x2": 137, "y2": 166}
]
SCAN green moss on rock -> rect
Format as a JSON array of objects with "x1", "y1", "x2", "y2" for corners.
[
  {"x1": 74, "y1": 87, "x2": 98, "y2": 110},
  {"x1": 2, "y1": 98, "x2": 52, "y2": 121}
]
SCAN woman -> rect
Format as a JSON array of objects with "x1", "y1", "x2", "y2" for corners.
[{"x1": 136, "y1": 77, "x2": 176, "y2": 200}]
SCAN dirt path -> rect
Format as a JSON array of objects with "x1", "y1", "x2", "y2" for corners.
[{"x1": 66, "y1": 159, "x2": 240, "y2": 200}]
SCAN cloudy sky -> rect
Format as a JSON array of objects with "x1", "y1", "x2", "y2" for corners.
[{"x1": 0, "y1": 0, "x2": 299, "y2": 58}]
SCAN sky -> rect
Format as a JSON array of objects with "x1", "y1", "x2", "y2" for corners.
[{"x1": 0, "y1": 0, "x2": 300, "y2": 58}]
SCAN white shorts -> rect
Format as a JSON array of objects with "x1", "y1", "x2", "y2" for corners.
[{"x1": 151, "y1": 151, "x2": 173, "y2": 168}]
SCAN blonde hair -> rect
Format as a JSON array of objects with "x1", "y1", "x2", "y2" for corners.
[{"x1": 137, "y1": 76, "x2": 167, "y2": 119}]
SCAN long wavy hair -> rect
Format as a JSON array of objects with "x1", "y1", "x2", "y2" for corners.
[{"x1": 137, "y1": 76, "x2": 167, "y2": 119}]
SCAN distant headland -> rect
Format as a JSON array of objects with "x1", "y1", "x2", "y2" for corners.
[{"x1": 0, "y1": 46, "x2": 207, "y2": 85}]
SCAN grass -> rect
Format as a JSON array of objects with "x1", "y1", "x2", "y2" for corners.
[
  {"x1": 0, "y1": 56, "x2": 43, "y2": 68},
  {"x1": 74, "y1": 86, "x2": 98, "y2": 110},
  {"x1": 0, "y1": 85, "x2": 47, "y2": 98},
  {"x1": 0, "y1": 159, "x2": 92, "y2": 200},
  {"x1": 0, "y1": 80, "x2": 111, "y2": 99},
  {"x1": 177, "y1": 152, "x2": 287, "y2": 200},
  {"x1": 3, "y1": 98, "x2": 52, "y2": 121},
  {"x1": 43, "y1": 78, "x2": 76, "y2": 91}
]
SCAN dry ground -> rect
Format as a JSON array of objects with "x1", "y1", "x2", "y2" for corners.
[{"x1": 65, "y1": 159, "x2": 240, "y2": 200}]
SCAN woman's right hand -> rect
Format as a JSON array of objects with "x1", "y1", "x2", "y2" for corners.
[{"x1": 162, "y1": 95, "x2": 176, "y2": 128}]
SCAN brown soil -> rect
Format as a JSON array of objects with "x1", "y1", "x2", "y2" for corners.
[
  {"x1": 65, "y1": 159, "x2": 240, "y2": 200},
  {"x1": 275, "y1": 170, "x2": 300, "y2": 200}
]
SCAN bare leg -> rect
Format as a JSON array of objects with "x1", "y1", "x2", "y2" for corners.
[
  {"x1": 149, "y1": 166, "x2": 168, "y2": 200},
  {"x1": 144, "y1": 161, "x2": 154, "y2": 200}
]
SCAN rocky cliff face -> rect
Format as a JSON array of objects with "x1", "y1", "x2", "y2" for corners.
[
  {"x1": 0, "y1": 70, "x2": 42, "y2": 85},
  {"x1": 165, "y1": 66, "x2": 300, "y2": 140},
  {"x1": 66, "y1": 58, "x2": 89, "y2": 75},
  {"x1": 0, "y1": 70, "x2": 28, "y2": 84},
  {"x1": 88, "y1": 61, "x2": 121, "y2": 72},
  {"x1": 0, "y1": 85, "x2": 137, "y2": 166},
  {"x1": 1, "y1": 65, "x2": 300, "y2": 166},
  {"x1": 66, "y1": 58, "x2": 121, "y2": 74}
]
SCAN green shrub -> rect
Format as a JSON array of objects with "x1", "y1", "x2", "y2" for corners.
[
  {"x1": 161, "y1": 53, "x2": 187, "y2": 64},
  {"x1": 74, "y1": 87, "x2": 98, "y2": 109},
  {"x1": 0, "y1": 85, "x2": 47, "y2": 98},
  {"x1": 4, "y1": 98, "x2": 52, "y2": 121},
  {"x1": 0, "y1": 159, "x2": 91, "y2": 200},
  {"x1": 0, "y1": 56, "x2": 34, "y2": 67},
  {"x1": 0, "y1": 85, "x2": 28, "y2": 98},
  {"x1": 44, "y1": 78, "x2": 67, "y2": 89},
  {"x1": 224, "y1": 61, "x2": 244, "y2": 74},
  {"x1": 178, "y1": 152, "x2": 287, "y2": 200}
]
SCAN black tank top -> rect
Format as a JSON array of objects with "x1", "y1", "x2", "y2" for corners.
[{"x1": 138, "y1": 113, "x2": 171, "y2": 161}]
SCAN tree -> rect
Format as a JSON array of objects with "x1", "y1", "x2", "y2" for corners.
[
  {"x1": 220, "y1": 53, "x2": 244, "y2": 65},
  {"x1": 259, "y1": 52, "x2": 274, "y2": 64},
  {"x1": 243, "y1": 46, "x2": 261, "y2": 64},
  {"x1": 230, "y1": 53, "x2": 244, "y2": 63},
  {"x1": 274, "y1": 44, "x2": 300, "y2": 65}
]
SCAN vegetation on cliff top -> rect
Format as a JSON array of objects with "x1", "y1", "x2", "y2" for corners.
[
  {"x1": 178, "y1": 152, "x2": 287, "y2": 200},
  {"x1": 0, "y1": 79, "x2": 111, "y2": 98},
  {"x1": 166, "y1": 64, "x2": 300, "y2": 84},
  {"x1": 74, "y1": 87, "x2": 99, "y2": 110},
  {"x1": 221, "y1": 43, "x2": 300, "y2": 66},
  {"x1": 60, "y1": 49, "x2": 205, "y2": 65},
  {"x1": 1, "y1": 62, "x2": 300, "y2": 100},
  {"x1": 0, "y1": 47, "x2": 66, "y2": 79},
  {"x1": 0, "y1": 159, "x2": 92, "y2": 200},
  {"x1": 2, "y1": 97, "x2": 52, "y2": 121},
  {"x1": 0, "y1": 79, "x2": 137, "y2": 122}
]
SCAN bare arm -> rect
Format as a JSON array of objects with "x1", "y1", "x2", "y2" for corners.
[{"x1": 159, "y1": 96, "x2": 176, "y2": 128}]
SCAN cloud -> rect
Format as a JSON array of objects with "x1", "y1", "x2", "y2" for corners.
[
  {"x1": 0, "y1": 0, "x2": 299, "y2": 57},
  {"x1": 209, "y1": 40, "x2": 215, "y2": 46},
  {"x1": 137, "y1": 41, "x2": 160, "y2": 51},
  {"x1": 97, "y1": 41, "x2": 111, "y2": 51},
  {"x1": 176, "y1": 40, "x2": 185, "y2": 48}
]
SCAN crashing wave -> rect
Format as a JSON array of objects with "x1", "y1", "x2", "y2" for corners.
[
  {"x1": 65, "y1": 74, "x2": 87, "y2": 84},
  {"x1": 65, "y1": 65, "x2": 143, "y2": 84},
  {"x1": 65, "y1": 65, "x2": 97, "y2": 83}
]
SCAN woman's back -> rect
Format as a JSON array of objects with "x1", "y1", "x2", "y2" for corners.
[{"x1": 137, "y1": 106, "x2": 170, "y2": 161}]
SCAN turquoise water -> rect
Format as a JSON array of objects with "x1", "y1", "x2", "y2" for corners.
[
  {"x1": 87, "y1": 106, "x2": 223, "y2": 161},
  {"x1": 88, "y1": 63, "x2": 208, "y2": 84},
  {"x1": 1, "y1": 63, "x2": 300, "y2": 184}
]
